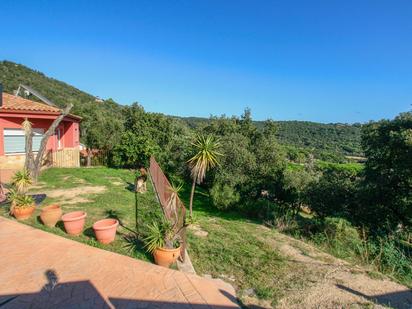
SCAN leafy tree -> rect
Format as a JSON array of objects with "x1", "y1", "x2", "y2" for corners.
[
  {"x1": 361, "y1": 111, "x2": 412, "y2": 230},
  {"x1": 282, "y1": 167, "x2": 317, "y2": 215},
  {"x1": 305, "y1": 166, "x2": 360, "y2": 219},
  {"x1": 188, "y1": 134, "x2": 222, "y2": 218},
  {"x1": 111, "y1": 131, "x2": 157, "y2": 168},
  {"x1": 122, "y1": 103, "x2": 192, "y2": 176},
  {"x1": 81, "y1": 104, "x2": 123, "y2": 165}
]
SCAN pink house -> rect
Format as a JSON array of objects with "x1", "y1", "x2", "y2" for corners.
[{"x1": 0, "y1": 90, "x2": 81, "y2": 181}]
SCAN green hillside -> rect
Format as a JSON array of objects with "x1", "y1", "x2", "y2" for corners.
[
  {"x1": 0, "y1": 60, "x2": 362, "y2": 157},
  {"x1": 274, "y1": 120, "x2": 362, "y2": 156},
  {"x1": 178, "y1": 116, "x2": 363, "y2": 157},
  {"x1": 0, "y1": 61, "x2": 125, "y2": 147}
]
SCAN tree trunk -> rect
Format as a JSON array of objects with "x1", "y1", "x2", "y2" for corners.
[
  {"x1": 25, "y1": 104, "x2": 73, "y2": 182},
  {"x1": 189, "y1": 177, "x2": 196, "y2": 219},
  {"x1": 86, "y1": 149, "x2": 92, "y2": 167},
  {"x1": 24, "y1": 127, "x2": 35, "y2": 172}
]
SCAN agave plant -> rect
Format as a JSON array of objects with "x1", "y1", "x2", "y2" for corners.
[
  {"x1": 11, "y1": 169, "x2": 32, "y2": 194},
  {"x1": 8, "y1": 188, "x2": 34, "y2": 214}
]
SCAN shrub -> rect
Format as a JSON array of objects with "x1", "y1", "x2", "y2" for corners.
[
  {"x1": 305, "y1": 167, "x2": 360, "y2": 219},
  {"x1": 210, "y1": 183, "x2": 240, "y2": 210},
  {"x1": 362, "y1": 238, "x2": 412, "y2": 284},
  {"x1": 313, "y1": 217, "x2": 362, "y2": 260}
]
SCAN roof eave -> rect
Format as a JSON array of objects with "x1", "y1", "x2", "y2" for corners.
[{"x1": 0, "y1": 108, "x2": 82, "y2": 121}]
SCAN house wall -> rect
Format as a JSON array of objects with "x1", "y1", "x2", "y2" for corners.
[
  {"x1": 0, "y1": 117, "x2": 56, "y2": 155},
  {"x1": 62, "y1": 121, "x2": 80, "y2": 148},
  {"x1": 0, "y1": 113, "x2": 80, "y2": 179}
]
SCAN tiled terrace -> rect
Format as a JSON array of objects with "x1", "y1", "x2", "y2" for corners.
[{"x1": 0, "y1": 217, "x2": 239, "y2": 308}]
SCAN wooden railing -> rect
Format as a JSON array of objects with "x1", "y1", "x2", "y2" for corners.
[{"x1": 149, "y1": 156, "x2": 187, "y2": 261}]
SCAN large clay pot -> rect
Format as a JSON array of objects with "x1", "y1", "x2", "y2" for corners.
[
  {"x1": 93, "y1": 218, "x2": 119, "y2": 244},
  {"x1": 40, "y1": 204, "x2": 62, "y2": 227},
  {"x1": 13, "y1": 205, "x2": 35, "y2": 220},
  {"x1": 62, "y1": 211, "x2": 87, "y2": 236},
  {"x1": 153, "y1": 246, "x2": 181, "y2": 268}
]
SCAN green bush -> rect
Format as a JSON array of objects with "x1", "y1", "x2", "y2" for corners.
[
  {"x1": 310, "y1": 217, "x2": 412, "y2": 286},
  {"x1": 313, "y1": 217, "x2": 362, "y2": 260},
  {"x1": 363, "y1": 238, "x2": 412, "y2": 284},
  {"x1": 210, "y1": 183, "x2": 240, "y2": 210}
]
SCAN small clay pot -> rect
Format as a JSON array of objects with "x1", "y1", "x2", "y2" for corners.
[
  {"x1": 13, "y1": 205, "x2": 35, "y2": 220},
  {"x1": 153, "y1": 246, "x2": 181, "y2": 268},
  {"x1": 93, "y1": 218, "x2": 119, "y2": 244},
  {"x1": 40, "y1": 204, "x2": 62, "y2": 227},
  {"x1": 62, "y1": 211, "x2": 87, "y2": 236}
]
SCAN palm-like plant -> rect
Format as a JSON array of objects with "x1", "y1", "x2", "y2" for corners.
[
  {"x1": 167, "y1": 182, "x2": 184, "y2": 225},
  {"x1": 11, "y1": 169, "x2": 32, "y2": 194},
  {"x1": 143, "y1": 219, "x2": 179, "y2": 253},
  {"x1": 187, "y1": 134, "x2": 222, "y2": 218}
]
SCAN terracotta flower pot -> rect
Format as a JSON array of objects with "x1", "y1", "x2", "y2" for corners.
[
  {"x1": 40, "y1": 204, "x2": 62, "y2": 227},
  {"x1": 153, "y1": 246, "x2": 181, "y2": 268},
  {"x1": 93, "y1": 218, "x2": 119, "y2": 244},
  {"x1": 13, "y1": 205, "x2": 35, "y2": 220},
  {"x1": 62, "y1": 211, "x2": 87, "y2": 236}
]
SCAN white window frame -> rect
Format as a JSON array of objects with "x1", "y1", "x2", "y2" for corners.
[{"x1": 3, "y1": 128, "x2": 44, "y2": 155}]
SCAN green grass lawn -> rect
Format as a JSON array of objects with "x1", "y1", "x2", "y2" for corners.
[
  {"x1": 0, "y1": 167, "x2": 332, "y2": 307},
  {"x1": 0, "y1": 167, "x2": 163, "y2": 262},
  {"x1": 180, "y1": 185, "x2": 311, "y2": 307}
]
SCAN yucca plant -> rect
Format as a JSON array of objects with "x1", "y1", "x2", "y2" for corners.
[
  {"x1": 143, "y1": 219, "x2": 180, "y2": 253},
  {"x1": 187, "y1": 134, "x2": 222, "y2": 218},
  {"x1": 11, "y1": 169, "x2": 32, "y2": 194}
]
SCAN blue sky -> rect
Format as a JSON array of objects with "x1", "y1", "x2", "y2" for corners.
[{"x1": 1, "y1": 0, "x2": 411, "y2": 123}]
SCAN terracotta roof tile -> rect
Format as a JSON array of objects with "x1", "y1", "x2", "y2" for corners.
[{"x1": 0, "y1": 93, "x2": 61, "y2": 113}]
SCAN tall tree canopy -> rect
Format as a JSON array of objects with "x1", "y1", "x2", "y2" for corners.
[{"x1": 361, "y1": 111, "x2": 412, "y2": 230}]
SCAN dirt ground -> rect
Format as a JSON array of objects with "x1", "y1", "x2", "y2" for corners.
[
  {"x1": 32, "y1": 186, "x2": 107, "y2": 205},
  {"x1": 264, "y1": 232, "x2": 412, "y2": 309}
]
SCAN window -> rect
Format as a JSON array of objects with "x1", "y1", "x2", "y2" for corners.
[{"x1": 3, "y1": 128, "x2": 44, "y2": 154}]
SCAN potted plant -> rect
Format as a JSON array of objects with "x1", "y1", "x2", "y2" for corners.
[
  {"x1": 8, "y1": 170, "x2": 35, "y2": 220},
  {"x1": 8, "y1": 189, "x2": 35, "y2": 220},
  {"x1": 93, "y1": 218, "x2": 119, "y2": 244},
  {"x1": 61, "y1": 211, "x2": 87, "y2": 236},
  {"x1": 40, "y1": 204, "x2": 62, "y2": 227},
  {"x1": 143, "y1": 219, "x2": 181, "y2": 268}
]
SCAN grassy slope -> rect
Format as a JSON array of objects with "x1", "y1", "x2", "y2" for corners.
[
  {"x1": 180, "y1": 185, "x2": 312, "y2": 307},
  {"x1": 0, "y1": 167, "x2": 162, "y2": 262}
]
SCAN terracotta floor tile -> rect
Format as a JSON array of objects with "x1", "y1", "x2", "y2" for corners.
[{"x1": 0, "y1": 217, "x2": 239, "y2": 308}]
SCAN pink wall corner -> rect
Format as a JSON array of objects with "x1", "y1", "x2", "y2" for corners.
[
  {"x1": 0, "y1": 125, "x2": 4, "y2": 156},
  {"x1": 0, "y1": 114, "x2": 80, "y2": 155},
  {"x1": 62, "y1": 121, "x2": 80, "y2": 148}
]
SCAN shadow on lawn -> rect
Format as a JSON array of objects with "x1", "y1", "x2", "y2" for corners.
[
  {"x1": 31, "y1": 194, "x2": 47, "y2": 206},
  {"x1": 336, "y1": 284, "x2": 412, "y2": 309},
  {"x1": 125, "y1": 182, "x2": 135, "y2": 192},
  {"x1": 104, "y1": 209, "x2": 153, "y2": 261}
]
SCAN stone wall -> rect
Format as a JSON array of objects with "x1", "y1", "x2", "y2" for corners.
[{"x1": 0, "y1": 147, "x2": 80, "y2": 182}]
